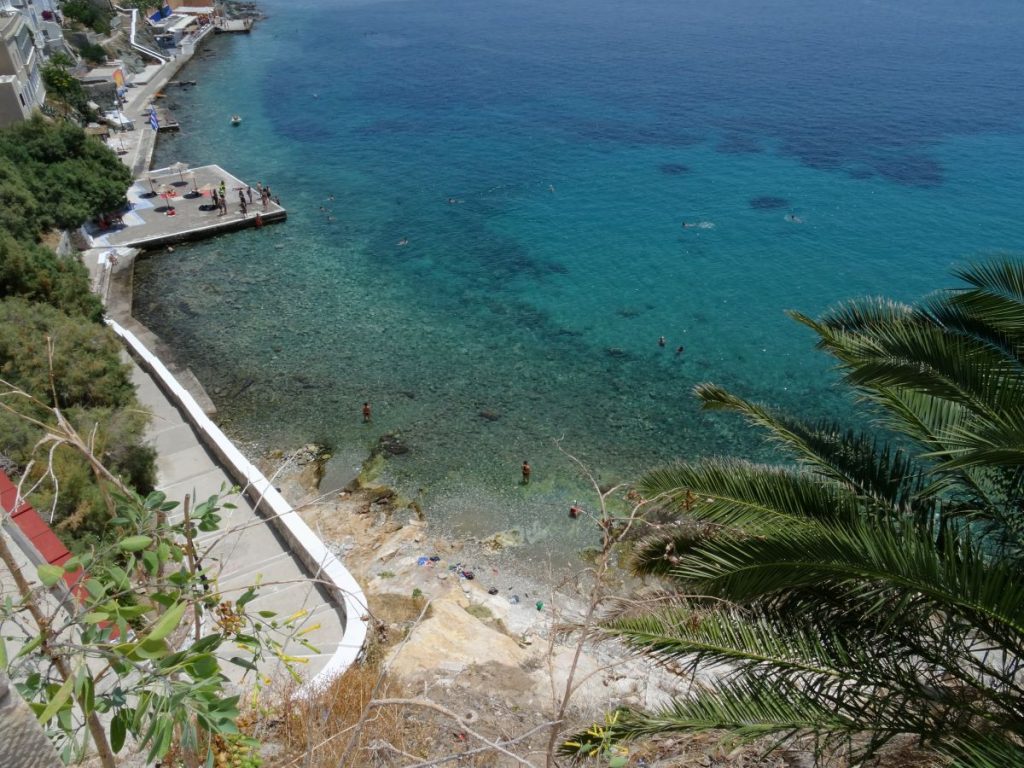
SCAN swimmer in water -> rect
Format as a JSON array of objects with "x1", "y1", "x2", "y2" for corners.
[
  {"x1": 675, "y1": 345, "x2": 685, "y2": 356},
  {"x1": 785, "y1": 212, "x2": 803, "y2": 224},
  {"x1": 548, "y1": 184, "x2": 556, "y2": 193},
  {"x1": 658, "y1": 336, "x2": 666, "y2": 347},
  {"x1": 397, "y1": 238, "x2": 409, "y2": 246}
]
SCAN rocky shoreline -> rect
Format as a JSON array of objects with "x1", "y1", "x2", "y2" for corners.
[
  {"x1": 250, "y1": 444, "x2": 814, "y2": 767},
  {"x1": 260, "y1": 443, "x2": 673, "y2": 713}
]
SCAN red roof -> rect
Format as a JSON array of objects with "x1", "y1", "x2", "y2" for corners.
[{"x1": 1, "y1": 470, "x2": 84, "y2": 591}]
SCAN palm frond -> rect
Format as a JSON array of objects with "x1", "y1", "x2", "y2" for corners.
[
  {"x1": 693, "y1": 386, "x2": 931, "y2": 513},
  {"x1": 954, "y1": 259, "x2": 1024, "y2": 302},
  {"x1": 920, "y1": 297, "x2": 1023, "y2": 364},
  {"x1": 790, "y1": 298, "x2": 915, "y2": 336},
  {"x1": 629, "y1": 522, "x2": 723, "y2": 578},
  {"x1": 804, "y1": 312, "x2": 1024, "y2": 416},
  {"x1": 941, "y1": 729, "x2": 1024, "y2": 768},
  {"x1": 937, "y1": 260, "x2": 1024, "y2": 353},
  {"x1": 639, "y1": 458, "x2": 861, "y2": 529},
  {"x1": 595, "y1": 260, "x2": 1024, "y2": 762},
  {"x1": 666, "y1": 519, "x2": 1024, "y2": 640},
  {"x1": 603, "y1": 603, "x2": 888, "y2": 687},
  {"x1": 560, "y1": 678, "x2": 874, "y2": 759},
  {"x1": 840, "y1": 332, "x2": 1024, "y2": 420}
]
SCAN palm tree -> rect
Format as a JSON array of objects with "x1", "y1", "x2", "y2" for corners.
[{"x1": 564, "y1": 260, "x2": 1024, "y2": 765}]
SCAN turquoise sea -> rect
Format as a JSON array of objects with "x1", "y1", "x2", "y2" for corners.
[{"x1": 139, "y1": 0, "x2": 1024, "y2": 554}]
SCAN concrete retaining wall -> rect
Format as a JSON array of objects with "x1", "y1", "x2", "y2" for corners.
[{"x1": 107, "y1": 320, "x2": 368, "y2": 689}]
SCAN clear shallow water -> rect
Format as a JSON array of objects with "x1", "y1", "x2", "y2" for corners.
[{"x1": 138, "y1": 0, "x2": 1024, "y2": 554}]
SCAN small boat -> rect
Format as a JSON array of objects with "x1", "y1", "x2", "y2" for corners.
[{"x1": 230, "y1": 115, "x2": 242, "y2": 125}]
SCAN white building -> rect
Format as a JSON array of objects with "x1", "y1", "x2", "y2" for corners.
[
  {"x1": 5, "y1": 0, "x2": 70, "y2": 56},
  {"x1": 0, "y1": 7, "x2": 45, "y2": 127}
]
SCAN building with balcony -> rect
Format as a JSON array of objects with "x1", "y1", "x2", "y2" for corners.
[
  {"x1": 4, "y1": 0, "x2": 70, "y2": 57},
  {"x1": 0, "y1": 8, "x2": 45, "y2": 127}
]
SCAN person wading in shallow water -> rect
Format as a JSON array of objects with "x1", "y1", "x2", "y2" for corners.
[
  {"x1": 362, "y1": 401, "x2": 372, "y2": 423},
  {"x1": 521, "y1": 460, "x2": 532, "y2": 485}
]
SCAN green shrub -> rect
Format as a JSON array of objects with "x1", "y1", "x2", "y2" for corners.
[
  {"x1": 78, "y1": 42, "x2": 108, "y2": 64},
  {"x1": 0, "y1": 233, "x2": 102, "y2": 320},
  {"x1": 0, "y1": 299, "x2": 156, "y2": 552},
  {"x1": 0, "y1": 115, "x2": 131, "y2": 233},
  {"x1": 61, "y1": 0, "x2": 112, "y2": 34}
]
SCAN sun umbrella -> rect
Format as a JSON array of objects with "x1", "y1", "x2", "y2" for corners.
[
  {"x1": 169, "y1": 161, "x2": 190, "y2": 183},
  {"x1": 158, "y1": 184, "x2": 178, "y2": 208}
]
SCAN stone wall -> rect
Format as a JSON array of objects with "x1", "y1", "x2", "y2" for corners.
[{"x1": 0, "y1": 672, "x2": 62, "y2": 768}]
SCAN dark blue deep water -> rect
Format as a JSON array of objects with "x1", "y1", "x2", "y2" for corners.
[{"x1": 139, "y1": 0, "x2": 1024, "y2": 552}]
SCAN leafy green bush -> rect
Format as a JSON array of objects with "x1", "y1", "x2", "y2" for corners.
[
  {"x1": 0, "y1": 298, "x2": 155, "y2": 552},
  {"x1": 0, "y1": 116, "x2": 150, "y2": 553},
  {"x1": 0, "y1": 116, "x2": 132, "y2": 232},
  {"x1": 78, "y1": 42, "x2": 108, "y2": 64},
  {"x1": 60, "y1": 0, "x2": 112, "y2": 34},
  {"x1": 0, "y1": 232, "x2": 102, "y2": 319},
  {"x1": 41, "y1": 59, "x2": 90, "y2": 117}
]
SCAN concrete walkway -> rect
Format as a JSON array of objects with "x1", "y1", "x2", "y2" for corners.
[
  {"x1": 132, "y1": 361, "x2": 347, "y2": 684},
  {"x1": 86, "y1": 19, "x2": 361, "y2": 685}
]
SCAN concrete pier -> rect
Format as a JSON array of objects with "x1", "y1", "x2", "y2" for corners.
[
  {"x1": 214, "y1": 18, "x2": 254, "y2": 33},
  {"x1": 88, "y1": 164, "x2": 286, "y2": 250}
]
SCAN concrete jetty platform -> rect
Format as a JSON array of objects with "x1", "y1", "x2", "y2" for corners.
[
  {"x1": 88, "y1": 163, "x2": 286, "y2": 250},
  {"x1": 153, "y1": 105, "x2": 180, "y2": 132},
  {"x1": 215, "y1": 18, "x2": 254, "y2": 33}
]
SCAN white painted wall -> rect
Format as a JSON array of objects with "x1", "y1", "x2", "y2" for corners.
[{"x1": 107, "y1": 320, "x2": 369, "y2": 691}]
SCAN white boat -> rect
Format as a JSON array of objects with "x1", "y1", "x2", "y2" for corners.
[{"x1": 230, "y1": 115, "x2": 242, "y2": 125}]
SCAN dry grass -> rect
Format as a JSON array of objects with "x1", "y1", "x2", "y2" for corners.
[
  {"x1": 249, "y1": 665, "x2": 426, "y2": 767},
  {"x1": 249, "y1": 664, "x2": 548, "y2": 768},
  {"x1": 245, "y1": 592, "x2": 478, "y2": 768}
]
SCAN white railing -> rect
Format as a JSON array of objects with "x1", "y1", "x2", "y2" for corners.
[
  {"x1": 116, "y1": 6, "x2": 167, "y2": 64},
  {"x1": 106, "y1": 320, "x2": 369, "y2": 690}
]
